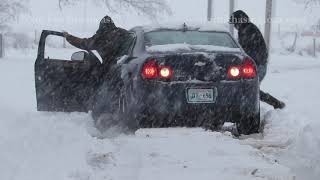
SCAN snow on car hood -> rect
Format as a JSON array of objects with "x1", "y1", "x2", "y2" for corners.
[{"x1": 146, "y1": 44, "x2": 241, "y2": 53}]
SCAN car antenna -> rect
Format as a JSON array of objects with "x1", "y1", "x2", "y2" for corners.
[{"x1": 183, "y1": 23, "x2": 188, "y2": 32}]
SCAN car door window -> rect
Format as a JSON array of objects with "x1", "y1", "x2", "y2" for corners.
[
  {"x1": 45, "y1": 35, "x2": 82, "y2": 61},
  {"x1": 117, "y1": 33, "x2": 136, "y2": 57}
]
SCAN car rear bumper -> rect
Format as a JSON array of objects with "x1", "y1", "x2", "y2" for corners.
[{"x1": 131, "y1": 79, "x2": 260, "y2": 125}]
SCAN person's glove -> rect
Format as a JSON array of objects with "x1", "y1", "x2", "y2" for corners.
[{"x1": 63, "y1": 31, "x2": 69, "y2": 38}]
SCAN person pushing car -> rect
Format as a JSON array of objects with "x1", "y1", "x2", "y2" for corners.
[{"x1": 229, "y1": 10, "x2": 285, "y2": 109}]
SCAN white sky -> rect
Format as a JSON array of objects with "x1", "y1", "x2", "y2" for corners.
[{"x1": 11, "y1": 0, "x2": 320, "y2": 35}]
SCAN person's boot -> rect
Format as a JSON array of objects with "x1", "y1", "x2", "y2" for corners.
[
  {"x1": 273, "y1": 100, "x2": 286, "y2": 109},
  {"x1": 260, "y1": 90, "x2": 286, "y2": 109}
]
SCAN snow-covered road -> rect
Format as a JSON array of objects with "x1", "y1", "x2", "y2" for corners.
[{"x1": 0, "y1": 50, "x2": 319, "y2": 180}]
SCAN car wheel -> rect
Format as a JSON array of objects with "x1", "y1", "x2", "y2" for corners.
[
  {"x1": 91, "y1": 79, "x2": 123, "y2": 132},
  {"x1": 236, "y1": 113, "x2": 260, "y2": 135},
  {"x1": 119, "y1": 87, "x2": 139, "y2": 132},
  {"x1": 137, "y1": 110, "x2": 159, "y2": 128}
]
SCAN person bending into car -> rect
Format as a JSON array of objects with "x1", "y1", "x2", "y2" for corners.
[
  {"x1": 229, "y1": 10, "x2": 285, "y2": 109},
  {"x1": 63, "y1": 16, "x2": 134, "y2": 130},
  {"x1": 63, "y1": 15, "x2": 133, "y2": 68}
]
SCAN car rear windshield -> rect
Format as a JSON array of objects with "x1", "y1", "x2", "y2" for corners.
[{"x1": 144, "y1": 30, "x2": 238, "y2": 48}]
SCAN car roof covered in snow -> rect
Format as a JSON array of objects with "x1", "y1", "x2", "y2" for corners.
[{"x1": 130, "y1": 22, "x2": 230, "y2": 33}]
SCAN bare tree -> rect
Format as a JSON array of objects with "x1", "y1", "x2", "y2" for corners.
[
  {"x1": 293, "y1": 0, "x2": 320, "y2": 8},
  {"x1": 58, "y1": 0, "x2": 171, "y2": 20},
  {"x1": 58, "y1": 0, "x2": 79, "y2": 9},
  {"x1": 311, "y1": 19, "x2": 320, "y2": 32},
  {"x1": 0, "y1": 0, "x2": 28, "y2": 30},
  {"x1": 293, "y1": 0, "x2": 320, "y2": 31},
  {"x1": 304, "y1": 0, "x2": 320, "y2": 6}
]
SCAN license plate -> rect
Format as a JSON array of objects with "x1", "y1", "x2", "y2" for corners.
[{"x1": 187, "y1": 88, "x2": 216, "y2": 103}]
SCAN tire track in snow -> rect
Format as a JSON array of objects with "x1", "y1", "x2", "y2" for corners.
[
  {"x1": 86, "y1": 128, "x2": 294, "y2": 180},
  {"x1": 83, "y1": 134, "x2": 144, "y2": 180}
]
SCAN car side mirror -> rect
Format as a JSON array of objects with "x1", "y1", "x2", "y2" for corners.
[{"x1": 71, "y1": 51, "x2": 87, "y2": 61}]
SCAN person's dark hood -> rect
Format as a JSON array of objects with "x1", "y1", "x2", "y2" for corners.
[
  {"x1": 97, "y1": 15, "x2": 117, "y2": 34},
  {"x1": 229, "y1": 10, "x2": 250, "y2": 26}
]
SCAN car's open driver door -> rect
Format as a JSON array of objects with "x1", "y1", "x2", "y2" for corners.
[{"x1": 35, "y1": 30, "x2": 101, "y2": 112}]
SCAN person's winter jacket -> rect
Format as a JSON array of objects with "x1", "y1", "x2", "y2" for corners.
[
  {"x1": 230, "y1": 10, "x2": 268, "y2": 68},
  {"x1": 65, "y1": 16, "x2": 134, "y2": 69}
]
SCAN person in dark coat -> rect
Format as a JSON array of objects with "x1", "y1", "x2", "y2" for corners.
[
  {"x1": 230, "y1": 10, "x2": 285, "y2": 109},
  {"x1": 63, "y1": 15, "x2": 133, "y2": 69},
  {"x1": 63, "y1": 16, "x2": 134, "y2": 121}
]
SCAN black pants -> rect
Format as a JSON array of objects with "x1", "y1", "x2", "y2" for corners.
[
  {"x1": 258, "y1": 64, "x2": 284, "y2": 109},
  {"x1": 260, "y1": 90, "x2": 284, "y2": 109}
]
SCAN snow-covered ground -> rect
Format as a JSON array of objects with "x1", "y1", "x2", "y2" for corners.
[{"x1": 0, "y1": 50, "x2": 319, "y2": 180}]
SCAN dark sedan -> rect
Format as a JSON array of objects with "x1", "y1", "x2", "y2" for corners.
[{"x1": 35, "y1": 24, "x2": 260, "y2": 135}]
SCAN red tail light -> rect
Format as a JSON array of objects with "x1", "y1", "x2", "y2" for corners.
[
  {"x1": 227, "y1": 58, "x2": 257, "y2": 80},
  {"x1": 142, "y1": 60, "x2": 174, "y2": 79},
  {"x1": 142, "y1": 60, "x2": 158, "y2": 79},
  {"x1": 242, "y1": 58, "x2": 257, "y2": 78}
]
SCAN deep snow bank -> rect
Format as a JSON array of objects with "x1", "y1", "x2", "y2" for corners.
[
  {"x1": 1, "y1": 51, "x2": 319, "y2": 180},
  {"x1": 244, "y1": 54, "x2": 320, "y2": 180}
]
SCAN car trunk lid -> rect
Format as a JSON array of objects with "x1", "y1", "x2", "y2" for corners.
[{"x1": 154, "y1": 52, "x2": 243, "y2": 82}]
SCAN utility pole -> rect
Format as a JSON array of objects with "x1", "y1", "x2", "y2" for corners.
[
  {"x1": 34, "y1": 30, "x2": 38, "y2": 45},
  {"x1": 229, "y1": 0, "x2": 235, "y2": 36},
  {"x1": 207, "y1": 0, "x2": 213, "y2": 21},
  {"x1": 83, "y1": 0, "x2": 88, "y2": 33},
  {"x1": 0, "y1": 34, "x2": 3, "y2": 58},
  {"x1": 264, "y1": 0, "x2": 273, "y2": 52},
  {"x1": 313, "y1": 38, "x2": 317, "y2": 57}
]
